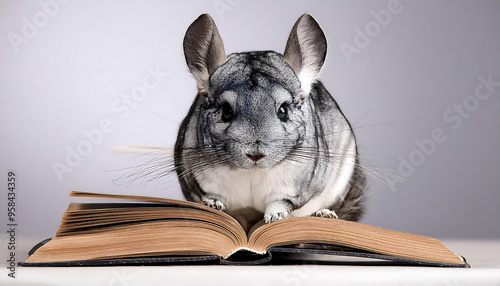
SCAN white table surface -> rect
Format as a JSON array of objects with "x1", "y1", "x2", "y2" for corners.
[{"x1": 1, "y1": 240, "x2": 499, "y2": 286}]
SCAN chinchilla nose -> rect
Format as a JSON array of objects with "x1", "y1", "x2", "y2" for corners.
[
  {"x1": 245, "y1": 141, "x2": 266, "y2": 162},
  {"x1": 246, "y1": 153, "x2": 265, "y2": 162}
]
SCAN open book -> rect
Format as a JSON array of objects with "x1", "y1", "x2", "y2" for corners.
[{"x1": 21, "y1": 191, "x2": 469, "y2": 267}]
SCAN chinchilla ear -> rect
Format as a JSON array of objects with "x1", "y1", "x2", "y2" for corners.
[
  {"x1": 283, "y1": 14, "x2": 327, "y2": 99},
  {"x1": 183, "y1": 14, "x2": 227, "y2": 100}
]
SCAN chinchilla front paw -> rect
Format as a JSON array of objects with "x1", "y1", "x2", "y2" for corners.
[
  {"x1": 314, "y1": 209, "x2": 338, "y2": 219},
  {"x1": 202, "y1": 197, "x2": 226, "y2": 211},
  {"x1": 264, "y1": 200, "x2": 292, "y2": 223},
  {"x1": 264, "y1": 211, "x2": 290, "y2": 223}
]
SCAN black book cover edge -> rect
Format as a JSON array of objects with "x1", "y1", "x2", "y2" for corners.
[{"x1": 18, "y1": 239, "x2": 470, "y2": 268}]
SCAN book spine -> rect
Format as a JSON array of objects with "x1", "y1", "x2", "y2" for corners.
[{"x1": 224, "y1": 247, "x2": 266, "y2": 259}]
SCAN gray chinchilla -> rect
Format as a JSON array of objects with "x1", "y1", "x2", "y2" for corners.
[{"x1": 175, "y1": 14, "x2": 366, "y2": 225}]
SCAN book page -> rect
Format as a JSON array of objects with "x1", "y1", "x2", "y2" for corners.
[
  {"x1": 248, "y1": 217, "x2": 465, "y2": 265},
  {"x1": 69, "y1": 191, "x2": 246, "y2": 237}
]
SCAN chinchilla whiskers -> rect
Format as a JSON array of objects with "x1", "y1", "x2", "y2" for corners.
[
  {"x1": 176, "y1": 157, "x2": 232, "y2": 183},
  {"x1": 112, "y1": 152, "x2": 177, "y2": 188},
  {"x1": 325, "y1": 155, "x2": 396, "y2": 192},
  {"x1": 355, "y1": 160, "x2": 399, "y2": 191},
  {"x1": 179, "y1": 143, "x2": 395, "y2": 191},
  {"x1": 285, "y1": 145, "x2": 355, "y2": 159},
  {"x1": 124, "y1": 163, "x2": 175, "y2": 187},
  {"x1": 179, "y1": 147, "x2": 234, "y2": 177},
  {"x1": 320, "y1": 122, "x2": 395, "y2": 138},
  {"x1": 285, "y1": 145, "x2": 396, "y2": 191}
]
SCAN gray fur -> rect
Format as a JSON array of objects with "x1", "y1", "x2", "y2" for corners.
[{"x1": 175, "y1": 14, "x2": 365, "y2": 224}]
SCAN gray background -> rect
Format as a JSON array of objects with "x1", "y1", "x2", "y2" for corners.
[{"x1": 1, "y1": 0, "x2": 499, "y2": 261}]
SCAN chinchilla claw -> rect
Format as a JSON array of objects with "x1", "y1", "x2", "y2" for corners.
[
  {"x1": 202, "y1": 198, "x2": 226, "y2": 211},
  {"x1": 314, "y1": 209, "x2": 338, "y2": 219},
  {"x1": 264, "y1": 211, "x2": 289, "y2": 224}
]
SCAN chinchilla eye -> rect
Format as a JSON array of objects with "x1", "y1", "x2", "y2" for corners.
[
  {"x1": 221, "y1": 102, "x2": 234, "y2": 122},
  {"x1": 277, "y1": 103, "x2": 289, "y2": 122}
]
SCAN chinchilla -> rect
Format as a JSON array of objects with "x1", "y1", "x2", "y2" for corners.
[{"x1": 175, "y1": 13, "x2": 366, "y2": 225}]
